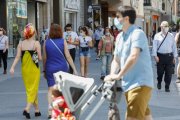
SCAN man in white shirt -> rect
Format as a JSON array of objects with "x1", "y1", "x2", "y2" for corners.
[
  {"x1": 63, "y1": 24, "x2": 79, "y2": 74},
  {"x1": 152, "y1": 21, "x2": 177, "y2": 92}
]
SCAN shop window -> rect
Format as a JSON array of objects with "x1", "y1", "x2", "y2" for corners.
[
  {"x1": 162, "y1": 2, "x2": 165, "y2": 11},
  {"x1": 7, "y1": 0, "x2": 27, "y2": 57},
  {"x1": 144, "y1": 0, "x2": 151, "y2": 6}
]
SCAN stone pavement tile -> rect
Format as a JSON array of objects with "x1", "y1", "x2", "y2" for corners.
[
  {"x1": 175, "y1": 83, "x2": 180, "y2": 92},
  {"x1": 1, "y1": 54, "x2": 180, "y2": 120},
  {"x1": 154, "y1": 116, "x2": 180, "y2": 120}
]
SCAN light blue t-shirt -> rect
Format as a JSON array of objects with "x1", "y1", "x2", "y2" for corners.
[{"x1": 114, "y1": 25, "x2": 154, "y2": 92}]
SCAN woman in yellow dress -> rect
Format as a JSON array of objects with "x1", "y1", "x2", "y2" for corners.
[{"x1": 10, "y1": 23, "x2": 42, "y2": 119}]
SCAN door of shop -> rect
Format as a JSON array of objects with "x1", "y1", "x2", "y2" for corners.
[{"x1": 64, "y1": 12, "x2": 77, "y2": 31}]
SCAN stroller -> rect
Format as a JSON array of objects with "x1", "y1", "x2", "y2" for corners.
[{"x1": 53, "y1": 71, "x2": 122, "y2": 120}]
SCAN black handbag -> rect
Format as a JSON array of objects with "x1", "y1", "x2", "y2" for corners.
[
  {"x1": 171, "y1": 63, "x2": 175, "y2": 74},
  {"x1": 81, "y1": 47, "x2": 89, "y2": 52}
]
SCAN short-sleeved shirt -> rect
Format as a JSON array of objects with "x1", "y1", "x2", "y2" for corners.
[
  {"x1": 93, "y1": 29, "x2": 104, "y2": 40},
  {"x1": 0, "y1": 35, "x2": 8, "y2": 50},
  {"x1": 152, "y1": 32, "x2": 177, "y2": 57},
  {"x1": 78, "y1": 36, "x2": 92, "y2": 47},
  {"x1": 114, "y1": 25, "x2": 154, "y2": 92},
  {"x1": 98, "y1": 36, "x2": 114, "y2": 53},
  {"x1": 63, "y1": 31, "x2": 78, "y2": 49}
]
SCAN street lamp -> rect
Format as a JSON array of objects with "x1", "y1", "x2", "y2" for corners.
[{"x1": 168, "y1": 0, "x2": 174, "y2": 23}]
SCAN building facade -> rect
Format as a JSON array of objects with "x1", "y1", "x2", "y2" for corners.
[
  {"x1": 0, "y1": 0, "x2": 49, "y2": 57},
  {"x1": 51, "y1": 0, "x2": 84, "y2": 32},
  {"x1": 0, "y1": 0, "x2": 86, "y2": 57},
  {"x1": 144, "y1": 0, "x2": 164, "y2": 45},
  {"x1": 1, "y1": 0, "x2": 179, "y2": 57}
]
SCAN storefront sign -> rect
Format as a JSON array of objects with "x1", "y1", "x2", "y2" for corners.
[
  {"x1": 16, "y1": 0, "x2": 27, "y2": 18},
  {"x1": 92, "y1": 5, "x2": 101, "y2": 10},
  {"x1": 64, "y1": 0, "x2": 80, "y2": 10}
]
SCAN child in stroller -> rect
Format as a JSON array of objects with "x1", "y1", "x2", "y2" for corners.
[{"x1": 51, "y1": 86, "x2": 76, "y2": 120}]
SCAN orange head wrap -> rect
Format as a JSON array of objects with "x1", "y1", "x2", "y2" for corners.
[{"x1": 24, "y1": 23, "x2": 35, "y2": 39}]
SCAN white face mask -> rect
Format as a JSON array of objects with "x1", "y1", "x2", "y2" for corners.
[
  {"x1": 67, "y1": 31, "x2": 71, "y2": 34},
  {"x1": 114, "y1": 18, "x2": 123, "y2": 30},
  {"x1": 164, "y1": 27, "x2": 169, "y2": 33},
  {"x1": 80, "y1": 32, "x2": 85, "y2": 36}
]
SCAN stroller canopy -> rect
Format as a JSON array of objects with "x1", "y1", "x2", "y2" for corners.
[{"x1": 53, "y1": 71, "x2": 95, "y2": 112}]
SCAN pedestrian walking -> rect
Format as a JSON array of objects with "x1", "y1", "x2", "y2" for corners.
[
  {"x1": 40, "y1": 28, "x2": 46, "y2": 46},
  {"x1": 152, "y1": 21, "x2": 177, "y2": 92},
  {"x1": 63, "y1": 24, "x2": 79, "y2": 74},
  {"x1": 0, "y1": 27, "x2": 8, "y2": 74},
  {"x1": 175, "y1": 25, "x2": 180, "y2": 83},
  {"x1": 93, "y1": 25, "x2": 104, "y2": 60},
  {"x1": 104, "y1": 6, "x2": 154, "y2": 120},
  {"x1": 43, "y1": 24, "x2": 78, "y2": 119},
  {"x1": 98, "y1": 27, "x2": 114, "y2": 80},
  {"x1": 111, "y1": 26, "x2": 120, "y2": 40},
  {"x1": 86, "y1": 24, "x2": 94, "y2": 38},
  {"x1": 78, "y1": 26, "x2": 93, "y2": 77},
  {"x1": 10, "y1": 23, "x2": 42, "y2": 119}
]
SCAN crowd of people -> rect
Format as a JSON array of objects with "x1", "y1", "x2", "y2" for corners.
[
  {"x1": 5, "y1": 21, "x2": 118, "y2": 119},
  {"x1": 1, "y1": 5, "x2": 180, "y2": 120}
]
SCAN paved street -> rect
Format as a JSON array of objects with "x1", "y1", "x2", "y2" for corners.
[{"x1": 0, "y1": 50, "x2": 180, "y2": 120}]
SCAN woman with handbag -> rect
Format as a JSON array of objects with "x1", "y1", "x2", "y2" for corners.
[
  {"x1": 10, "y1": 23, "x2": 42, "y2": 119},
  {"x1": 78, "y1": 26, "x2": 93, "y2": 77},
  {"x1": 43, "y1": 24, "x2": 78, "y2": 119}
]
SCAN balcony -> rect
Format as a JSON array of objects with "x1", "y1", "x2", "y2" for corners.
[{"x1": 144, "y1": 0, "x2": 151, "y2": 6}]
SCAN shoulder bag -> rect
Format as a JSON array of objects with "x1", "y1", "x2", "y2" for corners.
[
  {"x1": 157, "y1": 32, "x2": 168, "y2": 51},
  {"x1": 50, "y1": 39, "x2": 69, "y2": 70}
]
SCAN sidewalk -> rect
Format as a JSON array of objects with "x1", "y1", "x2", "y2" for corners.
[
  {"x1": 149, "y1": 60, "x2": 180, "y2": 120},
  {"x1": 0, "y1": 54, "x2": 180, "y2": 120}
]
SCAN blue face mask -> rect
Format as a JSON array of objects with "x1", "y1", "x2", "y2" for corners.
[{"x1": 114, "y1": 18, "x2": 123, "y2": 30}]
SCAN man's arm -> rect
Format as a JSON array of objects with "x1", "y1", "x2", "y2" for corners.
[
  {"x1": 152, "y1": 35, "x2": 159, "y2": 63},
  {"x1": 172, "y1": 36, "x2": 178, "y2": 63},
  {"x1": 70, "y1": 33, "x2": 79, "y2": 45},
  {"x1": 110, "y1": 55, "x2": 120, "y2": 74},
  {"x1": 104, "y1": 47, "x2": 140, "y2": 81},
  {"x1": 175, "y1": 32, "x2": 179, "y2": 44}
]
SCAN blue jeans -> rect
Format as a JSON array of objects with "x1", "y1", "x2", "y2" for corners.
[{"x1": 101, "y1": 53, "x2": 113, "y2": 76}]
